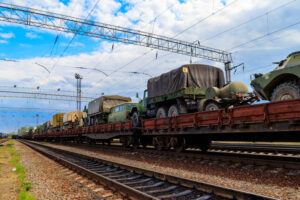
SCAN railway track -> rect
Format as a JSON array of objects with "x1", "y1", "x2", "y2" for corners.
[
  {"x1": 19, "y1": 140, "x2": 275, "y2": 200},
  {"x1": 38, "y1": 141, "x2": 300, "y2": 172},
  {"x1": 0, "y1": 139, "x2": 9, "y2": 144},
  {"x1": 210, "y1": 143, "x2": 300, "y2": 154}
]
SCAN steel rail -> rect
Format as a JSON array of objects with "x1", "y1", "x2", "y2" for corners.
[
  {"x1": 38, "y1": 141, "x2": 300, "y2": 171},
  {"x1": 210, "y1": 143, "x2": 300, "y2": 154},
  {"x1": 19, "y1": 140, "x2": 275, "y2": 200}
]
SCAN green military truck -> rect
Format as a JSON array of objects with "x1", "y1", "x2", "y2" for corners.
[
  {"x1": 131, "y1": 64, "x2": 255, "y2": 127},
  {"x1": 251, "y1": 51, "x2": 300, "y2": 101},
  {"x1": 87, "y1": 95, "x2": 132, "y2": 125}
]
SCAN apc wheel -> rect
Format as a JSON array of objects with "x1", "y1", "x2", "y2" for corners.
[
  {"x1": 168, "y1": 105, "x2": 179, "y2": 117},
  {"x1": 156, "y1": 106, "x2": 168, "y2": 118},
  {"x1": 204, "y1": 101, "x2": 221, "y2": 111},
  {"x1": 132, "y1": 111, "x2": 141, "y2": 127},
  {"x1": 271, "y1": 82, "x2": 300, "y2": 101}
]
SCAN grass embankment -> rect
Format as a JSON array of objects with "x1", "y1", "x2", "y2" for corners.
[{"x1": 6, "y1": 140, "x2": 35, "y2": 200}]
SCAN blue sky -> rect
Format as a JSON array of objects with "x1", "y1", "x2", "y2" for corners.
[{"x1": 0, "y1": 0, "x2": 299, "y2": 133}]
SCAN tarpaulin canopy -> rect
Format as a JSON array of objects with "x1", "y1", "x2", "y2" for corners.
[
  {"x1": 88, "y1": 95, "x2": 131, "y2": 115},
  {"x1": 147, "y1": 64, "x2": 225, "y2": 98}
]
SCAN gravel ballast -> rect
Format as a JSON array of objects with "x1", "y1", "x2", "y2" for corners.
[
  {"x1": 15, "y1": 141, "x2": 122, "y2": 200},
  {"x1": 34, "y1": 141, "x2": 300, "y2": 200}
]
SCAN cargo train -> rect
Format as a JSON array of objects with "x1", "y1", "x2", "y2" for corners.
[{"x1": 25, "y1": 52, "x2": 300, "y2": 151}]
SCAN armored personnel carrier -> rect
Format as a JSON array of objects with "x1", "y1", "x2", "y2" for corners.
[{"x1": 251, "y1": 51, "x2": 300, "y2": 101}]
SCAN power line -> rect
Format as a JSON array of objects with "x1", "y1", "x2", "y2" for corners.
[
  {"x1": 173, "y1": 0, "x2": 239, "y2": 38},
  {"x1": 202, "y1": 0, "x2": 297, "y2": 43},
  {"x1": 50, "y1": 0, "x2": 102, "y2": 72},
  {"x1": 101, "y1": 0, "x2": 239, "y2": 85},
  {"x1": 95, "y1": 0, "x2": 182, "y2": 84},
  {"x1": 228, "y1": 19, "x2": 300, "y2": 51}
]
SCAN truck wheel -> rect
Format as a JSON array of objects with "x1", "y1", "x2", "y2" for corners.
[
  {"x1": 132, "y1": 111, "x2": 141, "y2": 127},
  {"x1": 168, "y1": 105, "x2": 179, "y2": 117},
  {"x1": 271, "y1": 82, "x2": 300, "y2": 101},
  {"x1": 204, "y1": 101, "x2": 221, "y2": 111},
  {"x1": 156, "y1": 106, "x2": 168, "y2": 118}
]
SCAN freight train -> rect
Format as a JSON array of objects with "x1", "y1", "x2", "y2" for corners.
[{"x1": 24, "y1": 52, "x2": 300, "y2": 151}]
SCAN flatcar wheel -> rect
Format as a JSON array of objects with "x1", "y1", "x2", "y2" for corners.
[
  {"x1": 153, "y1": 137, "x2": 163, "y2": 151},
  {"x1": 200, "y1": 140, "x2": 211, "y2": 152},
  {"x1": 121, "y1": 136, "x2": 130, "y2": 148},
  {"x1": 140, "y1": 138, "x2": 147, "y2": 149},
  {"x1": 174, "y1": 137, "x2": 186, "y2": 153}
]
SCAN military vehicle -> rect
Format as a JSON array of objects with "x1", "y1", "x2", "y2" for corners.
[
  {"x1": 108, "y1": 102, "x2": 138, "y2": 123},
  {"x1": 131, "y1": 64, "x2": 255, "y2": 127},
  {"x1": 251, "y1": 51, "x2": 300, "y2": 101},
  {"x1": 52, "y1": 113, "x2": 64, "y2": 131},
  {"x1": 87, "y1": 95, "x2": 131, "y2": 125},
  {"x1": 63, "y1": 111, "x2": 87, "y2": 130}
]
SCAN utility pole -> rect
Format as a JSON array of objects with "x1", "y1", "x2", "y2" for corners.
[
  {"x1": 75, "y1": 73, "x2": 83, "y2": 111},
  {"x1": 225, "y1": 62, "x2": 244, "y2": 83}
]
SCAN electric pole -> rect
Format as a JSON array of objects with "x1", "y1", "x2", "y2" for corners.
[{"x1": 75, "y1": 73, "x2": 83, "y2": 111}]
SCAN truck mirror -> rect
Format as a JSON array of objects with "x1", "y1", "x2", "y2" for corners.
[{"x1": 136, "y1": 92, "x2": 139, "y2": 98}]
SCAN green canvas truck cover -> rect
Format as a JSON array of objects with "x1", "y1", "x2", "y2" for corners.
[
  {"x1": 147, "y1": 64, "x2": 225, "y2": 98},
  {"x1": 88, "y1": 95, "x2": 131, "y2": 115}
]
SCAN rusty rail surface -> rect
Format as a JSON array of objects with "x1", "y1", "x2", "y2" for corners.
[{"x1": 19, "y1": 140, "x2": 276, "y2": 200}]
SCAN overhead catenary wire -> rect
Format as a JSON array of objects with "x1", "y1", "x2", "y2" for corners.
[
  {"x1": 228, "y1": 19, "x2": 300, "y2": 51},
  {"x1": 172, "y1": 0, "x2": 239, "y2": 39},
  {"x1": 138, "y1": 0, "x2": 297, "y2": 72},
  {"x1": 202, "y1": 0, "x2": 297, "y2": 43},
  {"x1": 99, "y1": 0, "x2": 240, "y2": 86},
  {"x1": 50, "y1": 0, "x2": 102, "y2": 73},
  {"x1": 94, "y1": 0, "x2": 181, "y2": 85}
]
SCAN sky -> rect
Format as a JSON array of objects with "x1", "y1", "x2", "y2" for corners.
[{"x1": 0, "y1": 0, "x2": 299, "y2": 132}]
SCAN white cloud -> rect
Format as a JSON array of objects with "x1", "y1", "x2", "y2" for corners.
[
  {"x1": 0, "y1": 40, "x2": 8, "y2": 44},
  {"x1": 25, "y1": 32, "x2": 39, "y2": 39},
  {"x1": 0, "y1": 32, "x2": 15, "y2": 39}
]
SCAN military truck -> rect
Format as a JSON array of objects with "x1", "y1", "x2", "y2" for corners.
[
  {"x1": 63, "y1": 111, "x2": 87, "y2": 130},
  {"x1": 131, "y1": 64, "x2": 255, "y2": 127},
  {"x1": 108, "y1": 102, "x2": 138, "y2": 123},
  {"x1": 87, "y1": 95, "x2": 132, "y2": 125},
  {"x1": 52, "y1": 113, "x2": 64, "y2": 131},
  {"x1": 251, "y1": 51, "x2": 300, "y2": 101}
]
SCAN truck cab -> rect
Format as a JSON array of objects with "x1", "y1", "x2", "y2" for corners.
[{"x1": 108, "y1": 102, "x2": 138, "y2": 123}]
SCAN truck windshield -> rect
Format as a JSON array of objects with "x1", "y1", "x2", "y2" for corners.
[{"x1": 129, "y1": 104, "x2": 136, "y2": 110}]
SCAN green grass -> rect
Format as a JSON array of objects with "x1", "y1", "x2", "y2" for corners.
[{"x1": 6, "y1": 141, "x2": 35, "y2": 200}]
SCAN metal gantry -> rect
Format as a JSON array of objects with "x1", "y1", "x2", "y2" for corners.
[
  {"x1": 0, "y1": 2, "x2": 232, "y2": 64},
  {"x1": 0, "y1": 87, "x2": 96, "y2": 102}
]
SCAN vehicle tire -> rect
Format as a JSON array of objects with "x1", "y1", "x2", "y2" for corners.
[
  {"x1": 271, "y1": 82, "x2": 300, "y2": 101},
  {"x1": 204, "y1": 101, "x2": 221, "y2": 111},
  {"x1": 174, "y1": 137, "x2": 186, "y2": 153},
  {"x1": 156, "y1": 106, "x2": 168, "y2": 118},
  {"x1": 132, "y1": 111, "x2": 141, "y2": 127},
  {"x1": 197, "y1": 99, "x2": 207, "y2": 112},
  {"x1": 168, "y1": 105, "x2": 179, "y2": 117}
]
